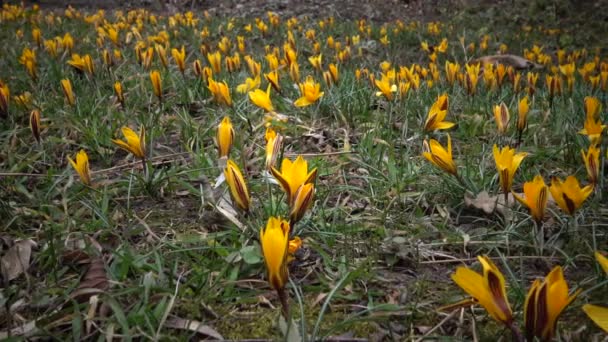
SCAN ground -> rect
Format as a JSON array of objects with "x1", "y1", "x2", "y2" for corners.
[{"x1": 1, "y1": 0, "x2": 608, "y2": 341}]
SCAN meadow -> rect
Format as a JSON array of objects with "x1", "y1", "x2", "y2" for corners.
[{"x1": 0, "y1": 2, "x2": 607, "y2": 340}]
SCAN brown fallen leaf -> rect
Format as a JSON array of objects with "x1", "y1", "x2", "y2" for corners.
[
  {"x1": 164, "y1": 316, "x2": 223, "y2": 340},
  {"x1": 464, "y1": 190, "x2": 512, "y2": 215},
  {"x1": 1, "y1": 239, "x2": 36, "y2": 281},
  {"x1": 470, "y1": 54, "x2": 543, "y2": 70},
  {"x1": 70, "y1": 257, "x2": 109, "y2": 303}
]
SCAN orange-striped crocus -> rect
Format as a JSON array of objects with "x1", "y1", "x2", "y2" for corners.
[
  {"x1": 60, "y1": 79, "x2": 75, "y2": 106},
  {"x1": 512, "y1": 175, "x2": 548, "y2": 223},
  {"x1": 517, "y1": 96, "x2": 529, "y2": 135},
  {"x1": 290, "y1": 183, "x2": 314, "y2": 225},
  {"x1": 114, "y1": 81, "x2": 125, "y2": 107},
  {"x1": 581, "y1": 145, "x2": 600, "y2": 185},
  {"x1": 68, "y1": 150, "x2": 92, "y2": 186},
  {"x1": 549, "y1": 176, "x2": 593, "y2": 216},
  {"x1": 150, "y1": 70, "x2": 162, "y2": 102},
  {"x1": 112, "y1": 126, "x2": 146, "y2": 160},
  {"x1": 424, "y1": 93, "x2": 454, "y2": 132},
  {"x1": 0, "y1": 82, "x2": 9, "y2": 116},
  {"x1": 29, "y1": 109, "x2": 41, "y2": 143},
  {"x1": 524, "y1": 266, "x2": 580, "y2": 341},
  {"x1": 493, "y1": 145, "x2": 527, "y2": 196},
  {"x1": 217, "y1": 116, "x2": 234, "y2": 158},
  {"x1": 224, "y1": 159, "x2": 250, "y2": 211},
  {"x1": 493, "y1": 102, "x2": 510, "y2": 134},
  {"x1": 451, "y1": 256, "x2": 513, "y2": 325},
  {"x1": 422, "y1": 134, "x2": 457, "y2": 176},
  {"x1": 294, "y1": 76, "x2": 324, "y2": 107},
  {"x1": 171, "y1": 45, "x2": 186, "y2": 75},
  {"x1": 207, "y1": 78, "x2": 232, "y2": 107},
  {"x1": 260, "y1": 216, "x2": 290, "y2": 291},
  {"x1": 265, "y1": 127, "x2": 282, "y2": 170}
]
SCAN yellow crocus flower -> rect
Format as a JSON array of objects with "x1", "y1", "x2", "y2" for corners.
[
  {"x1": 260, "y1": 217, "x2": 290, "y2": 290},
  {"x1": 216, "y1": 116, "x2": 234, "y2": 158},
  {"x1": 248, "y1": 85, "x2": 274, "y2": 112},
  {"x1": 207, "y1": 51, "x2": 222, "y2": 74},
  {"x1": 444, "y1": 61, "x2": 460, "y2": 86},
  {"x1": 424, "y1": 93, "x2": 453, "y2": 132},
  {"x1": 236, "y1": 76, "x2": 260, "y2": 94},
  {"x1": 582, "y1": 305, "x2": 608, "y2": 333},
  {"x1": 114, "y1": 81, "x2": 125, "y2": 107},
  {"x1": 517, "y1": 96, "x2": 529, "y2": 133},
  {"x1": 422, "y1": 133, "x2": 457, "y2": 176},
  {"x1": 493, "y1": 145, "x2": 527, "y2": 195},
  {"x1": 271, "y1": 156, "x2": 318, "y2": 206},
  {"x1": 524, "y1": 266, "x2": 580, "y2": 341},
  {"x1": 374, "y1": 75, "x2": 397, "y2": 101},
  {"x1": 0, "y1": 83, "x2": 9, "y2": 116},
  {"x1": 294, "y1": 76, "x2": 324, "y2": 107},
  {"x1": 265, "y1": 70, "x2": 281, "y2": 92},
  {"x1": 548, "y1": 176, "x2": 593, "y2": 216},
  {"x1": 579, "y1": 116, "x2": 605, "y2": 146},
  {"x1": 265, "y1": 127, "x2": 283, "y2": 170},
  {"x1": 584, "y1": 96, "x2": 602, "y2": 120},
  {"x1": 308, "y1": 53, "x2": 322, "y2": 71},
  {"x1": 207, "y1": 78, "x2": 232, "y2": 107},
  {"x1": 224, "y1": 159, "x2": 250, "y2": 211},
  {"x1": 328, "y1": 63, "x2": 339, "y2": 84},
  {"x1": 512, "y1": 175, "x2": 548, "y2": 223},
  {"x1": 68, "y1": 150, "x2": 92, "y2": 186},
  {"x1": 171, "y1": 45, "x2": 186, "y2": 74},
  {"x1": 112, "y1": 126, "x2": 146, "y2": 159},
  {"x1": 149, "y1": 70, "x2": 162, "y2": 101},
  {"x1": 29, "y1": 109, "x2": 41, "y2": 144},
  {"x1": 581, "y1": 145, "x2": 600, "y2": 185},
  {"x1": 464, "y1": 63, "x2": 480, "y2": 95},
  {"x1": 60, "y1": 79, "x2": 75, "y2": 106},
  {"x1": 290, "y1": 183, "x2": 315, "y2": 225},
  {"x1": 451, "y1": 255, "x2": 513, "y2": 324},
  {"x1": 493, "y1": 102, "x2": 510, "y2": 134}
]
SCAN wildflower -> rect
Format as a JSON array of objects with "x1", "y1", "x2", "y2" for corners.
[
  {"x1": 60, "y1": 79, "x2": 76, "y2": 106},
  {"x1": 451, "y1": 256, "x2": 513, "y2": 324},
  {"x1": 493, "y1": 102, "x2": 510, "y2": 134},
  {"x1": 294, "y1": 76, "x2": 324, "y2": 107},
  {"x1": 445, "y1": 61, "x2": 459, "y2": 86},
  {"x1": 114, "y1": 81, "x2": 125, "y2": 107},
  {"x1": 582, "y1": 305, "x2": 608, "y2": 333},
  {"x1": 596, "y1": 251, "x2": 608, "y2": 274},
  {"x1": 224, "y1": 159, "x2": 250, "y2": 211},
  {"x1": 154, "y1": 44, "x2": 168, "y2": 68},
  {"x1": 260, "y1": 217, "x2": 290, "y2": 290},
  {"x1": 493, "y1": 145, "x2": 527, "y2": 195},
  {"x1": 265, "y1": 71, "x2": 281, "y2": 92},
  {"x1": 517, "y1": 96, "x2": 529, "y2": 134},
  {"x1": 149, "y1": 70, "x2": 162, "y2": 102},
  {"x1": 68, "y1": 150, "x2": 92, "y2": 186},
  {"x1": 207, "y1": 79, "x2": 232, "y2": 107},
  {"x1": 19, "y1": 48, "x2": 37, "y2": 80},
  {"x1": 512, "y1": 175, "x2": 548, "y2": 223},
  {"x1": 171, "y1": 45, "x2": 186, "y2": 74},
  {"x1": 112, "y1": 126, "x2": 146, "y2": 159},
  {"x1": 29, "y1": 109, "x2": 41, "y2": 144},
  {"x1": 424, "y1": 93, "x2": 453, "y2": 132},
  {"x1": 374, "y1": 75, "x2": 397, "y2": 101},
  {"x1": 265, "y1": 127, "x2": 283, "y2": 170},
  {"x1": 579, "y1": 114, "x2": 605, "y2": 146},
  {"x1": 67, "y1": 54, "x2": 95, "y2": 75},
  {"x1": 0, "y1": 83, "x2": 9, "y2": 116},
  {"x1": 308, "y1": 53, "x2": 322, "y2": 71},
  {"x1": 271, "y1": 156, "x2": 318, "y2": 206},
  {"x1": 527, "y1": 72, "x2": 539, "y2": 97},
  {"x1": 249, "y1": 85, "x2": 274, "y2": 112},
  {"x1": 464, "y1": 63, "x2": 480, "y2": 95},
  {"x1": 549, "y1": 176, "x2": 593, "y2": 216},
  {"x1": 581, "y1": 145, "x2": 600, "y2": 185},
  {"x1": 422, "y1": 134, "x2": 457, "y2": 176},
  {"x1": 289, "y1": 62, "x2": 300, "y2": 83},
  {"x1": 245, "y1": 55, "x2": 261, "y2": 77},
  {"x1": 290, "y1": 183, "x2": 315, "y2": 225},
  {"x1": 546, "y1": 74, "x2": 562, "y2": 98},
  {"x1": 207, "y1": 51, "x2": 222, "y2": 74},
  {"x1": 217, "y1": 116, "x2": 234, "y2": 158},
  {"x1": 328, "y1": 63, "x2": 339, "y2": 84},
  {"x1": 236, "y1": 76, "x2": 261, "y2": 94},
  {"x1": 524, "y1": 266, "x2": 580, "y2": 341}
]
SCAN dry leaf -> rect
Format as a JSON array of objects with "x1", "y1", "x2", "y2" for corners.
[
  {"x1": 464, "y1": 191, "x2": 513, "y2": 215},
  {"x1": 70, "y1": 258, "x2": 109, "y2": 303},
  {"x1": 164, "y1": 317, "x2": 223, "y2": 340},
  {"x1": 1, "y1": 239, "x2": 36, "y2": 281}
]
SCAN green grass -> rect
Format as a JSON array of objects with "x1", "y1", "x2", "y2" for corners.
[{"x1": 1, "y1": 1, "x2": 607, "y2": 340}]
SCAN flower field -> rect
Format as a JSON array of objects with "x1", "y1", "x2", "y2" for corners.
[{"x1": 1, "y1": 1, "x2": 607, "y2": 340}]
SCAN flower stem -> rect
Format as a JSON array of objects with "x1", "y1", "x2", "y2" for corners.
[
  {"x1": 277, "y1": 287, "x2": 289, "y2": 318},
  {"x1": 507, "y1": 321, "x2": 524, "y2": 342}
]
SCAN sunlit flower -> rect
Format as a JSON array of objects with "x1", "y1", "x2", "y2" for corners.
[
  {"x1": 328, "y1": 63, "x2": 339, "y2": 84},
  {"x1": 68, "y1": 150, "x2": 92, "y2": 186},
  {"x1": 60, "y1": 79, "x2": 75, "y2": 106},
  {"x1": 524, "y1": 266, "x2": 580, "y2": 341},
  {"x1": 29, "y1": 109, "x2": 41, "y2": 143},
  {"x1": 464, "y1": 63, "x2": 480, "y2": 95},
  {"x1": 271, "y1": 156, "x2": 318, "y2": 206},
  {"x1": 493, "y1": 145, "x2": 527, "y2": 195},
  {"x1": 579, "y1": 112, "x2": 605, "y2": 146},
  {"x1": 308, "y1": 53, "x2": 322, "y2": 71},
  {"x1": 249, "y1": 85, "x2": 274, "y2": 112},
  {"x1": 260, "y1": 217, "x2": 290, "y2": 290},
  {"x1": 422, "y1": 134, "x2": 457, "y2": 176},
  {"x1": 289, "y1": 62, "x2": 300, "y2": 83},
  {"x1": 583, "y1": 305, "x2": 608, "y2": 333},
  {"x1": 424, "y1": 93, "x2": 453, "y2": 132},
  {"x1": 112, "y1": 126, "x2": 146, "y2": 159},
  {"x1": 527, "y1": 72, "x2": 539, "y2": 97},
  {"x1": 517, "y1": 96, "x2": 529, "y2": 134},
  {"x1": 67, "y1": 53, "x2": 95, "y2": 75},
  {"x1": 549, "y1": 176, "x2": 593, "y2": 216},
  {"x1": 546, "y1": 74, "x2": 562, "y2": 98},
  {"x1": 265, "y1": 70, "x2": 281, "y2": 92},
  {"x1": 290, "y1": 183, "x2": 315, "y2": 225},
  {"x1": 581, "y1": 145, "x2": 600, "y2": 185},
  {"x1": 0, "y1": 83, "x2": 9, "y2": 116},
  {"x1": 19, "y1": 47, "x2": 37, "y2": 80},
  {"x1": 445, "y1": 61, "x2": 460, "y2": 86},
  {"x1": 207, "y1": 78, "x2": 232, "y2": 107},
  {"x1": 265, "y1": 127, "x2": 283, "y2": 170},
  {"x1": 171, "y1": 45, "x2": 186, "y2": 75},
  {"x1": 207, "y1": 51, "x2": 222, "y2": 74},
  {"x1": 217, "y1": 116, "x2": 234, "y2": 158},
  {"x1": 451, "y1": 255, "x2": 513, "y2": 324},
  {"x1": 149, "y1": 70, "x2": 162, "y2": 102},
  {"x1": 114, "y1": 81, "x2": 125, "y2": 107},
  {"x1": 224, "y1": 159, "x2": 250, "y2": 211},
  {"x1": 294, "y1": 76, "x2": 324, "y2": 107},
  {"x1": 493, "y1": 102, "x2": 510, "y2": 134},
  {"x1": 375, "y1": 75, "x2": 397, "y2": 101},
  {"x1": 513, "y1": 175, "x2": 548, "y2": 223},
  {"x1": 236, "y1": 76, "x2": 260, "y2": 93}
]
